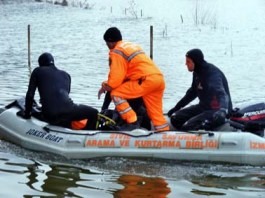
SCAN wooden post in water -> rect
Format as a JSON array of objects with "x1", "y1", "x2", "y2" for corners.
[
  {"x1": 27, "y1": 24, "x2": 32, "y2": 75},
  {"x1": 150, "y1": 25, "x2": 153, "y2": 59}
]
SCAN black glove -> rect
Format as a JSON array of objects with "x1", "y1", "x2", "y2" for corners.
[
  {"x1": 212, "y1": 108, "x2": 227, "y2": 125},
  {"x1": 17, "y1": 110, "x2": 31, "y2": 119},
  {"x1": 167, "y1": 106, "x2": 180, "y2": 117}
]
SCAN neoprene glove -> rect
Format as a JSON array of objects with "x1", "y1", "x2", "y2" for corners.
[
  {"x1": 212, "y1": 108, "x2": 227, "y2": 124},
  {"x1": 17, "y1": 110, "x2": 31, "y2": 119},
  {"x1": 167, "y1": 106, "x2": 180, "y2": 117}
]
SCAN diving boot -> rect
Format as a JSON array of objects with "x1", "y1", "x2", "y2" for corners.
[{"x1": 120, "y1": 121, "x2": 139, "y2": 131}]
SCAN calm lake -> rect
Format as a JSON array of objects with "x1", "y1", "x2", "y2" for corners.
[{"x1": 0, "y1": 0, "x2": 265, "y2": 197}]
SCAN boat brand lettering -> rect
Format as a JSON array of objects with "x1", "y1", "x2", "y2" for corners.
[
  {"x1": 26, "y1": 129, "x2": 63, "y2": 143},
  {"x1": 26, "y1": 129, "x2": 47, "y2": 138},
  {"x1": 250, "y1": 141, "x2": 265, "y2": 149},
  {"x1": 45, "y1": 134, "x2": 63, "y2": 143},
  {"x1": 244, "y1": 109, "x2": 265, "y2": 117}
]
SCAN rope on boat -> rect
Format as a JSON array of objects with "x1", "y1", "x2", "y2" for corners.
[
  {"x1": 42, "y1": 126, "x2": 215, "y2": 138},
  {"x1": 185, "y1": 130, "x2": 215, "y2": 136},
  {"x1": 42, "y1": 126, "x2": 157, "y2": 138}
]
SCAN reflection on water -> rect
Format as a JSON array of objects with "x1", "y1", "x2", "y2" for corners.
[
  {"x1": 1, "y1": 148, "x2": 265, "y2": 197},
  {"x1": 192, "y1": 173, "x2": 265, "y2": 190},
  {"x1": 0, "y1": 151, "x2": 170, "y2": 197},
  {"x1": 191, "y1": 174, "x2": 265, "y2": 196},
  {"x1": 114, "y1": 175, "x2": 171, "y2": 198}
]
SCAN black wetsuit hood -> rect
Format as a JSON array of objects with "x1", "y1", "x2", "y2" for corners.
[
  {"x1": 38, "y1": 52, "x2": 55, "y2": 67},
  {"x1": 186, "y1": 48, "x2": 205, "y2": 72}
]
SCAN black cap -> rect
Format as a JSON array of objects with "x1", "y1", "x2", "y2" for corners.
[
  {"x1": 186, "y1": 48, "x2": 204, "y2": 66},
  {"x1": 103, "y1": 27, "x2": 122, "y2": 42},
  {"x1": 38, "y1": 52, "x2": 54, "y2": 66}
]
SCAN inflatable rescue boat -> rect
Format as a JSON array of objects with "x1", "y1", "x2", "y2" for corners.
[{"x1": 0, "y1": 99, "x2": 265, "y2": 166}]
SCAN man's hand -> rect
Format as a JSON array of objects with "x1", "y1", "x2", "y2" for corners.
[
  {"x1": 213, "y1": 108, "x2": 227, "y2": 119},
  {"x1": 98, "y1": 87, "x2": 105, "y2": 100},
  {"x1": 17, "y1": 110, "x2": 31, "y2": 119},
  {"x1": 212, "y1": 108, "x2": 227, "y2": 125},
  {"x1": 102, "y1": 81, "x2": 112, "y2": 92},
  {"x1": 98, "y1": 81, "x2": 112, "y2": 100}
]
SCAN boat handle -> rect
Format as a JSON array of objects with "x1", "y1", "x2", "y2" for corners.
[{"x1": 221, "y1": 141, "x2": 238, "y2": 146}]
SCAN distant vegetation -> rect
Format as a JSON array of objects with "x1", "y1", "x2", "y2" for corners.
[
  {"x1": 126, "y1": 0, "x2": 139, "y2": 19},
  {"x1": 36, "y1": 0, "x2": 94, "y2": 9},
  {"x1": 193, "y1": 0, "x2": 217, "y2": 29}
]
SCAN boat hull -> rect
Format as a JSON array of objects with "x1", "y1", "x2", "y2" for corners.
[{"x1": 1, "y1": 107, "x2": 265, "y2": 165}]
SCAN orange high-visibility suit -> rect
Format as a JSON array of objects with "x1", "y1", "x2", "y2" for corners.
[{"x1": 105, "y1": 41, "x2": 169, "y2": 131}]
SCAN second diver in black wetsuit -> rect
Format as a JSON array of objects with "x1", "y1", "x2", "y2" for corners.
[{"x1": 19, "y1": 52, "x2": 99, "y2": 130}]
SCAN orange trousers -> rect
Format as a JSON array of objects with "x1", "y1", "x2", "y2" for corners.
[{"x1": 111, "y1": 74, "x2": 169, "y2": 131}]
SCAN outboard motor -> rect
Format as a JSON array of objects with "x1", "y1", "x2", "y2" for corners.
[{"x1": 230, "y1": 102, "x2": 265, "y2": 136}]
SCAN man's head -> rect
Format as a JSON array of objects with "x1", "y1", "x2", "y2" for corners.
[
  {"x1": 38, "y1": 52, "x2": 54, "y2": 67},
  {"x1": 103, "y1": 27, "x2": 122, "y2": 49},
  {"x1": 185, "y1": 49, "x2": 204, "y2": 72}
]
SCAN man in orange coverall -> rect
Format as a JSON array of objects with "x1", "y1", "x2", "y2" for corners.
[{"x1": 98, "y1": 27, "x2": 169, "y2": 131}]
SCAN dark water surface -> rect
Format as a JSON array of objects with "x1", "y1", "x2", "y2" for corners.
[{"x1": 1, "y1": 0, "x2": 265, "y2": 197}]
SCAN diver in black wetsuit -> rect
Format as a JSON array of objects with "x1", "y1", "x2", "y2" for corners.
[
  {"x1": 19, "y1": 52, "x2": 98, "y2": 130},
  {"x1": 168, "y1": 49, "x2": 233, "y2": 131}
]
